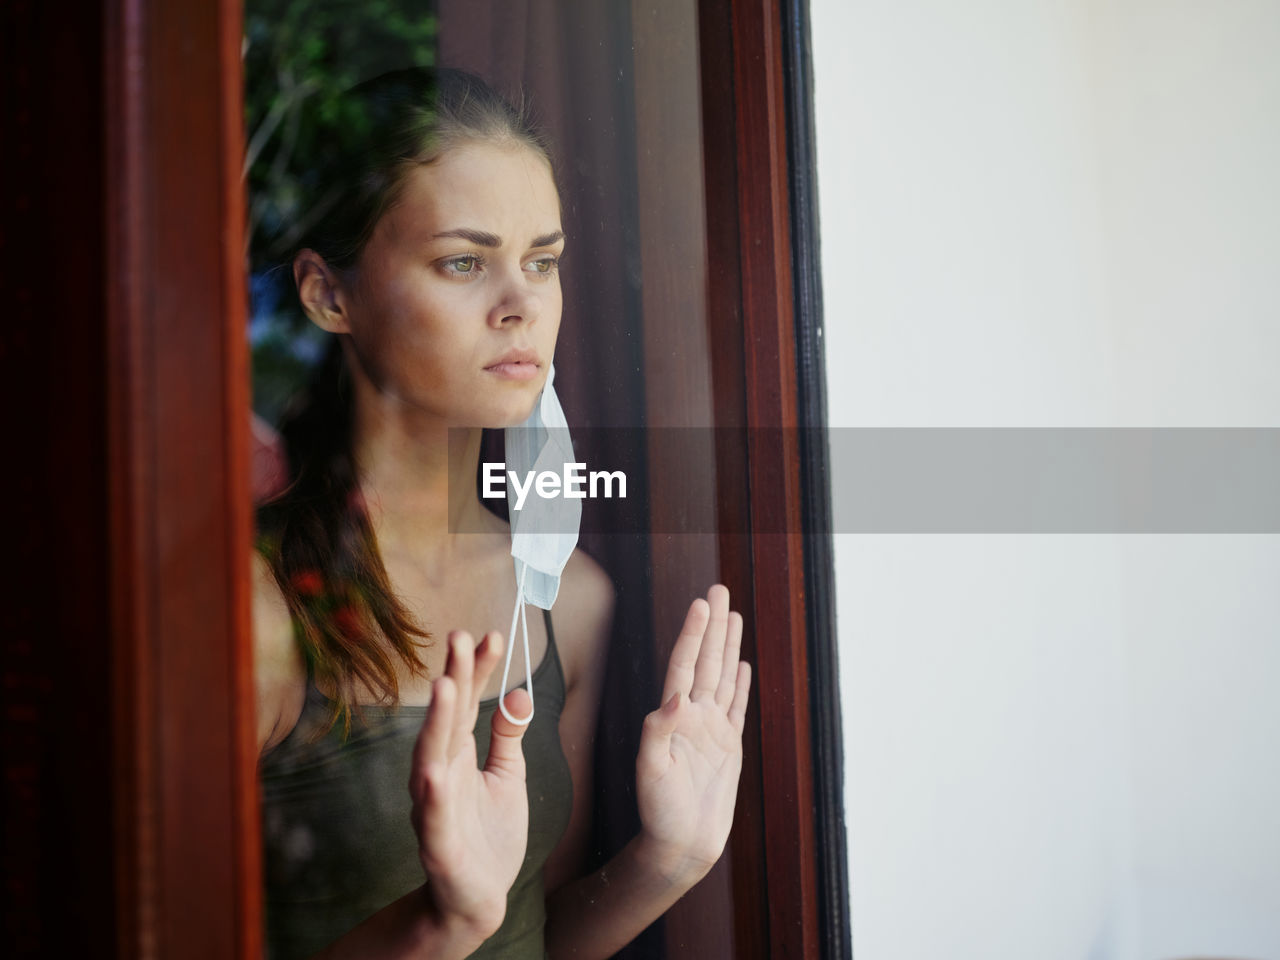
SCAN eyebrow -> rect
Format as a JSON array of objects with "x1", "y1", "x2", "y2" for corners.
[
  {"x1": 530, "y1": 230, "x2": 565, "y2": 248},
  {"x1": 432, "y1": 227, "x2": 565, "y2": 248}
]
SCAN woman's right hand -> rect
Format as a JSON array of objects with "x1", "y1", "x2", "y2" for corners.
[{"x1": 409, "y1": 631, "x2": 531, "y2": 940}]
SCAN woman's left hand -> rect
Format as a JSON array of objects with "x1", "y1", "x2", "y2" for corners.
[{"x1": 634, "y1": 585, "x2": 752, "y2": 889}]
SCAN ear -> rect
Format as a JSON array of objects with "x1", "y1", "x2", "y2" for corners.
[{"x1": 293, "y1": 250, "x2": 351, "y2": 334}]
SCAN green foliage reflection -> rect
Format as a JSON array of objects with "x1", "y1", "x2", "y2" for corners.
[{"x1": 243, "y1": 0, "x2": 437, "y2": 421}]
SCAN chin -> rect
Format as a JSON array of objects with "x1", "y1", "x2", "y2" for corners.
[{"x1": 479, "y1": 400, "x2": 540, "y2": 430}]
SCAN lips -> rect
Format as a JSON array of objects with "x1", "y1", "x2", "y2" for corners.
[
  {"x1": 483, "y1": 348, "x2": 541, "y2": 381},
  {"x1": 484, "y1": 348, "x2": 540, "y2": 369}
]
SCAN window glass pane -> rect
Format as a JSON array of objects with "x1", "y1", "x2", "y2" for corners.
[{"x1": 245, "y1": 3, "x2": 738, "y2": 957}]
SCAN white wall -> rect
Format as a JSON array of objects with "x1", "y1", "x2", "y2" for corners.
[{"x1": 811, "y1": 2, "x2": 1280, "y2": 958}]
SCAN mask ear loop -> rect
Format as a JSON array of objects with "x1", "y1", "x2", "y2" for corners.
[{"x1": 499, "y1": 559, "x2": 536, "y2": 725}]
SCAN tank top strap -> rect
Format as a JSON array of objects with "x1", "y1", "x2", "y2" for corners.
[{"x1": 541, "y1": 606, "x2": 567, "y2": 702}]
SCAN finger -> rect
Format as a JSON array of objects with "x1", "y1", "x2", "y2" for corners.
[
  {"x1": 728, "y1": 662, "x2": 751, "y2": 735},
  {"x1": 637, "y1": 691, "x2": 680, "y2": 782},
  {"x1": 410, "y1": 675, "x2": 456, "y2": 796},
  {"x1": 461, "y1": 631, "x2": 502, "y2": 744},
  {"x1": 472, "y1": 631, "x2": 504, "y2": 697},
  {"x1": 484, "y1": 688, "x2": 531, "y2": 779},
  {"x1": 464, "y1": 631, "x2": 502, "y2": 735},
  {"x1": 445, "y1": 631, "x2": 476, "y2": 756},
  {"x1": 414, "y1": 759, "x2": 454, "y2": 871},
  {"x1": 413, "y1": 758, "x2": 461, "y2": 876},
  {"x1": 662, "y1": 598, "x2": 710, "y2": 703},
  {"x1": 715, "y1": 610, "x2": 744, "y2": 708},
  {"x1": 691, "y1": 585, "x2": 730, "y2": 702}
]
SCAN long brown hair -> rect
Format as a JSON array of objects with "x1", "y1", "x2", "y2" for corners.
[{"x1": 255, "y1": 69, "x2": 555, "y2": 736}]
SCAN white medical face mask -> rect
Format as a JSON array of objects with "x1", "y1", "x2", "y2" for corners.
[{"x1": 500, "y1": 364, "x2": 581, "y2": 724}]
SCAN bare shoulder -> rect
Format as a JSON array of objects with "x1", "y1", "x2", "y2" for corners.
[
  {"x1": 550, "y1": 548, "x2": 616, "y2": 692},
  {"x1": 251, "y1": 551, "x2": 306, "y2": 753}
]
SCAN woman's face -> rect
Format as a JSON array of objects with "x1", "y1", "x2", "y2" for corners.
[{"x1": 341, "y1": 139, "x2": 564, "y2": 428}]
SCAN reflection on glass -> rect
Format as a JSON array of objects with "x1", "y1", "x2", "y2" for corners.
[{"x1": 245, "y1": 3, "x2": 741, "y2": 958}]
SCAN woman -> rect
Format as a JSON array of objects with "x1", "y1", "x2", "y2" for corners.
[{"x1": 253, "y1": 69, "x2": 751, "y2": 959}]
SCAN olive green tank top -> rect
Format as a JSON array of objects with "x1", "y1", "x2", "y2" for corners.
[{"x1": 260, "y1": 609, "x2": 572, "y2": 960}]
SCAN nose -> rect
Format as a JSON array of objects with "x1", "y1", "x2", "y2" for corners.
[{"x1": 486, "y1": 268, "x2": 540, "y2": 329}]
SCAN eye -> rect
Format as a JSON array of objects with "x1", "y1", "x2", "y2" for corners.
[
  {"x1": 441, "y1": 254, "x2": 484, "y2": 276},
  {"x1": 525, "y1": 256, "x2": 560, "y2": 276}
]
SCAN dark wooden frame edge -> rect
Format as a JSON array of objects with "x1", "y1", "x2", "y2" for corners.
[{"x1": 778, "y1": 1, "x2": 854, "y2": 958}]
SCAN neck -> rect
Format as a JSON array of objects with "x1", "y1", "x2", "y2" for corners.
[{"x1": 348, "y1": 371, "x2": 498, "y2": 564}]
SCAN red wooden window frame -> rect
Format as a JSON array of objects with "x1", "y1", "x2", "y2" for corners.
[
  {"x1": 697, "y1": 2, "x2": 820, "y2": 956},
  {"x1": 2, "y1": 0, "x2": 824, "y2": 956},
  {"x1": 103, "y1": 0, "x2": 261, "y2": 957}
]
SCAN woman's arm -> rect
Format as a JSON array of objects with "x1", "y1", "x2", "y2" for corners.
[
  {"x1": 544, "y1": 583, "x2": 751, "y2": 959},
  {"x1": 253, "y1": 555, "x2": 531, "y2": 958},
  {"x1": 305, "y1": 883, "x2": 495, "y2": 960}
]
